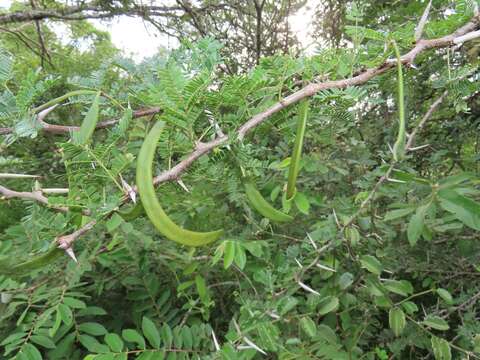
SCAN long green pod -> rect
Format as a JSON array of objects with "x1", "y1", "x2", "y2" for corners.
[
  {"x1": 245, "y1": 182, "x2": 293, "y2": 223},
  {"x1": 136, "y1": 121, "x2": 223, "y2": 246},
  {"x1": 391, "y1": 41, "x2": 406, "y2": 161},
  {"x1": 0, "y1": 246, "x2": 63, "y2": 277},
  {"x1": 72, "y1": 91, "x2": 101, "y2": 145},
  {"x1": 286, "y1": 99, "x2": 309, "y2": 200}
]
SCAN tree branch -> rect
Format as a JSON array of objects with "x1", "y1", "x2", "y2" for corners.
[{"x1": 0, "y1": 106, "x2": 161, "y2": 135}]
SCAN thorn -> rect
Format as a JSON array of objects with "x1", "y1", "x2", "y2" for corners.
[
  {"x1": 211, "y1": 329, "x2": 220, "y2": 351},
  {"x1": 386, "y1": 177, "x2": 406, "y2": 183},
  {"x1": 243, "y1": 337, "x2": 267, "y2": 355},
  {"x1": 409, "y1": 144, "x2": 430, "y2": 151},
  {"x1": 177, "y1": 179, "x2": 190, "y2": 193},
  {"x1": 64, "y1": 247, "x2": 78, "y2": 263},
  {"x1": 316, "y1": 263, "x2": 337, "y2": 272},
  {"x1": 298, "y1": 281, "x2": 320, "y2": 296},
  {"x1": 306, "y1": 233, "x2": 318, "y2": 250},
  {"x1": 120, "y1": 174, "x2": 136, "y2": 203},
  {"x1": 295, "y1": 258, "x2": 303, "y2": 268}
]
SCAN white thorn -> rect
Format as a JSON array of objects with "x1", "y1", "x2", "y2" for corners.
[
  {"x1": 306, "y1": 233, "x2": 318, "y2": 250},
  {"x1": 386, "y1": 177, "x2": 406, "y2": 183},
  {"x1": 120, "y1": 174, "x2": 136, "y2": 203},
  {"x1": 211, "y1": 329, "x2": 220, "y2": 351},
  {"x1": 298, "y1": 281, "x2": 320, "y2": 296},
  {"x1": 316, "y1": 263, "x2": 337, "y2": 272},
  {"x1": 243, "y1": 337, "x2": 267, "y2": 355},
  {"x1": 177, "y1": 179, "x2": 190, "y2": 193},
  {"x1": 64, "y1": 247, "x2": 78, "y2": 263}
]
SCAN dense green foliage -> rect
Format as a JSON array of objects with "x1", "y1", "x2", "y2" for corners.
[{"x1": 0, "y1": 1, "x2": 480, "y2": 359}]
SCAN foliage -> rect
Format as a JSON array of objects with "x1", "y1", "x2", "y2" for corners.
[{"x1": 0, "y1": 1, "x2": 480, "y2": 359}]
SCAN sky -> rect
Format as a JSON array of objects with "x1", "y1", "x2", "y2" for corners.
[{"x1": 0, "y1": 0, "x2": 314, "y2": 61}]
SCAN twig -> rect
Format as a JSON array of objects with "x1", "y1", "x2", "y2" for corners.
[
  {"x1": 342, "y1": 90, "x2": 448, "y2": 229},
  {"x1": 56, "y1": 220, "x2": 97, "y2": 250},
  {"x1": 415, "y1": 0, "x2": 432, "y2": 42},
  {"x1": 0, "y1": 173, "x2": 40, "y2": 179}
]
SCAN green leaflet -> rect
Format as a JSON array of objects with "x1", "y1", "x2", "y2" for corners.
[
  {"x1": 0, "y1": 246, "x2": 63, "y2": 277},
  {"x1": 72, "y1": 91, "x2": 101, "y2": 145},
  {"x1": 136, "y1": 121, "x2": 223, "y2": 247},
  {"x1": 391, "y1": 41, "x2": 406, "y2": 161},
  {"x1": 117, "y1": 202, "x2": 144, "y2": 221},
  {"x1": 245, "y1": 182, "x2": 293, "y2": 223},
  {"x1": 286, "y1": 99, "x2": 309, "y2": 200}
]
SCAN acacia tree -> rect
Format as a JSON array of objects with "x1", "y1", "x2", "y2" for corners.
[{"x1": 0, "y1": 1, "x2": 480, "y2": 359}]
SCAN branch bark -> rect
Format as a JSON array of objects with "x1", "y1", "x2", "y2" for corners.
[{"x1": 0, "y1": 107, "x2": 161, "y2": 135}]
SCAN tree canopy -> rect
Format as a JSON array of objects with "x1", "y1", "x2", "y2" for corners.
[{"x1": 0, "y1": 0, "x2": 480, "y2": 359}]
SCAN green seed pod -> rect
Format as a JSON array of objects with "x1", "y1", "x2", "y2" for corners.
[{"x1": 136, "y1": 121, "x2": 223, "y2": 246}]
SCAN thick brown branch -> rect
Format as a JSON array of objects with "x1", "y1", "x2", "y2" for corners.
[{"x1": 0, "y1": 107, "x2": 161, "y2": 135}]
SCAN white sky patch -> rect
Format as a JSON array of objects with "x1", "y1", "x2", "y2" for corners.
[{"x1": 90, "y1": 17, "x2": 176, "y2": 61}]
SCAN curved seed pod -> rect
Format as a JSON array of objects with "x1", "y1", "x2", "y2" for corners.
[
  {"x1": 286, "y1": 99, "x2": 309, "y2": 200},
  {"x1": 136, "y1": 121, "x2": 223, "y2": 246},
  {"x1": 118, "y1": 202, "x2": 144, "y2": 221},
  {"x1": 0, "y1": 246, "x2": 63, "y2": 277},
  {"x1": 391, "y1": 41, "x2": 406, "y2": 161},
  {"x1": 245, "y1": 182, "x2": 293, "y2": 223},
  {"x1": 72, "y1": 91, "x2": 101, "y2": 145}
]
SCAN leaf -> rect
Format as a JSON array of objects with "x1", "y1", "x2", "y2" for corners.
[
  {"x1": 105, "y1": 333, "x2": 124, "y2": 352},
  {"x1": 223, "y1": 241, "x2": 235, "y2": 269},
  {"x1": 78, "y1": 334, "x2": 109, "y2": 353},
  {"x1": 72, "y1": 92, "x2": 101, "y2": 145},
  {"x1": 278, "y1": 296, "x2": 299, "y2": 315},
  {"x1": 142, "y1": 316, "x2": 160, "y2": 349},
  {"x1": 383, "y1": 280, "x2": 413, "y2": 297},
  {"x1": 181, "y1": 327, "x2": 193, "y2": 349},
  {"x1": 57, "y1": 304, "x2": 73, "y2": 325},
  {"x1": 78, "y1": 322, "x2": 108, "y2": 336},
  {"x1": 438, "y1": 189, "x2": 480, "y2": 230},
  {"x1": 195, "y1": 275, "x2": 209, "y2": 304},
  {"x1": 294, "y1": 192, "x2": 310, "y2": 215},
  {"x1": 20, "y1": 343, "x2": 42, "y2": 360},
  {"x1": 299, "y1": 316, "x2": 317, "y2": 338},
  {"x1": 360, "y1": 255, "x2": 383, "y2": 275},
  {"x1": 423, "y1": 316, "x2": 450, "y2": 331},
  {"x1": 30, "y1": 335, "x2": 56, "y2": 349},
  {"x1": 384, "y1": 207, "x2": 415, "y2": 221},
  {"x1": 49, "y1": 308, "x2": 62, "y2": 337},
  {"x1": 63, "y1": 297, "x2": 86, "y2": 309},
  {"x1": 234, "y1": 242, "x2": 246, "y2": 269},
  {"x1": 0, "y1": 49, "x2": 13, "y2": 83},
  {"x1": 436, "y1": 288, "x2": 453, "y2": 305},
  {"x1": 407, "y1": 205, "x2": 428, "y2": 246},
  {"x1": 122, "y1": 329, "x2": 145, "y2": 349},
  {"x1": 402, "y1": 301, "x2": 419, "y2": 315},
  {"x1": 318, "y1": 296, "x2": 339, "y2": 315},
  {"x1": 338, "y1": 272, "x2": 354, "y2": 290},
  {"x1": 431, "y1": 336, "x2": 452, "y2": 360},
  {"x1": 160, "y1": 324, "x2": 173, "y2": 349},
  {"x1": 389, "y1": 308, "x2": 406, "y2": 337}
]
